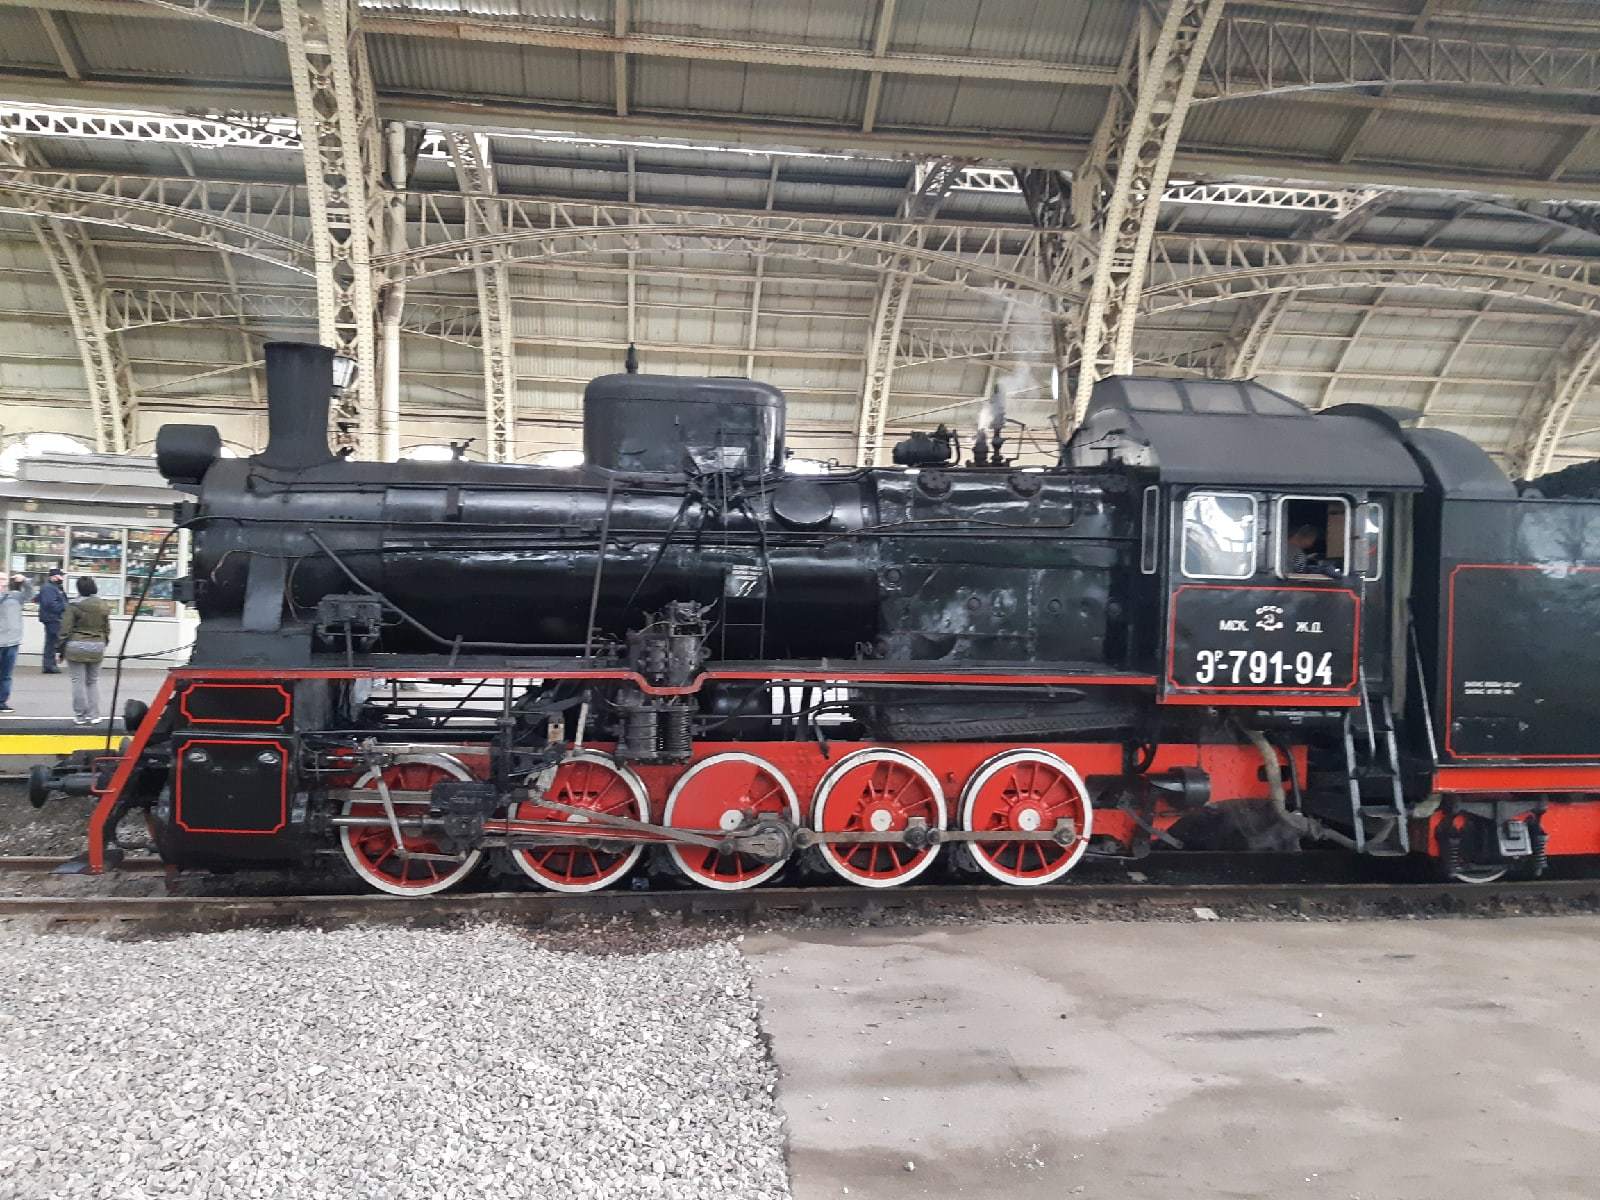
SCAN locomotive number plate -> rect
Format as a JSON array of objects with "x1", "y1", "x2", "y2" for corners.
[{"x1": 1166, "y1": 584, "x2": 1359, "y2": 695}]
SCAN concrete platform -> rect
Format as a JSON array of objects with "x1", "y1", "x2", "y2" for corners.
[
  {"x1": 0, "y1": 667, "x2": 168, "y2": 766},
  {"x1": 748, "y1": 918, "x2": 1600, "y2": 1200},
  {"x1": 0, "y1": 664, "x2": 166, "y2": 725}
]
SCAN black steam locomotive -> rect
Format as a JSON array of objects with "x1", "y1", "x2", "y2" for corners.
[{"x1": 45, "y1": 341, "x2": 1600, "y2": 892}]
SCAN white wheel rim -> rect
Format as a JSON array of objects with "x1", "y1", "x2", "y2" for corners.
[
  {"x1": 339, "y1": 753, "x2": 484, "y2": 898},
  {"x1": 959, "y1": 749, "x2": 1093, "y2": 887},
  {"x1": 664, "y1": 752, "x2": 800, "y2": 891},
  {"x1": 812, "y1": 748, "x2": 946, "y2": 888},
  {"x1": 509, "y1": 750, "x2": 648, "y2": 893}
]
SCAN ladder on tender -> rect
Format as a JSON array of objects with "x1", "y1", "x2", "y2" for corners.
[{"x1": 1342, "y1": 671, "x2": 1410, "y2": 856}]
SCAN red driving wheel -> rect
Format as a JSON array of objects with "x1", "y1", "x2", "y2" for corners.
[
  {"x1": 812, "y1": 749, "x2": 946, "y2": 888},
  {"x1": 507, "y1": 751, "x2": 648, "y2": 893},
  {"x1": 339, "y1": 754, "x2": 483, "y2": 897},
  {"x1": 959, "y1": 749, "x2": 1091, "y2": 886},
  {"x1": 664, "y1": 752, "x2": 799, "y2": 890}
]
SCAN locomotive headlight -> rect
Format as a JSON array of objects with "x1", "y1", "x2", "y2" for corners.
[{"x1": 331, "y1": 353, "x2": 359, "y2": 392}]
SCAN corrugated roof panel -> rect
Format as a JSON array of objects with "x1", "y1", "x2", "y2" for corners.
[
  {"x1": 1035, "y1": 83, "x2": 1117, "y2": 137},
  {"x1": 636, "y1": 0, "x2": 874, "y2": 49},
  {"x1": 368, "y1": 35, "x2": 611, "y2": 104},
  {"x1": 1478, "y1": 314, "x2": 1578, "y2": 348},
  {"x1": 363, "y1": 0, "x2": 609, "y2": 24},
  {"x1": 942, "y1": 79, "x2": 1099, "y2": 136},
  {"x1": 633, "y1": 58, "x2": 866, "y2": 122},
  {"x1": 0, "y1": 11, "x2": 65, "y2": 69},
  {"x1": 1163, "y1": 204, "x2": 1307, "y2": 238},
  {"x1": 777, "y1": 180, "x2": 902, "y2": 214},
  {"x1": 872, "y1": 75, "x2": 957, "y2": 130},
  {"x1": 1358, "y1": 110, "x2": 1567, "y2": 177},
  {"x1": 1448, "y1": 343, "x2": 1551, "y2": 383},
  {"x1": 639, "y1": 170, "x2": 770, "y2": 207},
  {"x1": 888, "y1": 0, "x2": 1131, "y2": 66},
  {"x1": 64, "y1": 14, "x2": 288, "y2": 81},
  {"x1": 1183, "y1": 97, "x2": 1362, "y2": 160}
]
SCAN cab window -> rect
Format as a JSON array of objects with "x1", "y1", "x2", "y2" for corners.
[
  {"x1": 1277, "y1": 496, "x2": 1350, "y2": 579},
  {"x1": 1140, "y1": 486, "x2": 1161, "y2": 575},
  {"x1": 1180, "y1": 492, "x2": 1258, "y2": 580}
]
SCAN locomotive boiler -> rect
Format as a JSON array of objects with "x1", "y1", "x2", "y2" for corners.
[{"x1": 44, "y1": 341, "x2": 1600, "y2": 893}]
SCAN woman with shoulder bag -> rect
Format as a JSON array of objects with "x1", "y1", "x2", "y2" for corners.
[{"x1": 58, "y1": 577, "x2": 111, "y2": 726}]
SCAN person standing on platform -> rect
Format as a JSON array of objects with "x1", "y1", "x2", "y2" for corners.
[
  {"x1": 0, "y1": 573, "x2": 35, "y2": 714},
  {"x1": 57, "y1": 576, "x2": 110, "y2": 726},
  {"x1": 37, "y1": 568, "x2": 66, "y2": 675}
]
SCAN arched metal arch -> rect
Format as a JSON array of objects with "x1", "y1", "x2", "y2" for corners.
[
  {"x1": 394, "y1": 224, "x2": 1063, "y2": 303},
  {"x1": 393, "y1": 201, "x2": 1064, "y2": 300},
  {"x1": 1143, "y1": 249, "x2": 1600, "y2": 321},
  {"x1": 0, "y1": 170, "x2": 312, "y2": 274}
]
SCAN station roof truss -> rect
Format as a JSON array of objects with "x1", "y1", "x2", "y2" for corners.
[{"x1": 0, "y1": 0, "x2": 1597, "y2": 476}]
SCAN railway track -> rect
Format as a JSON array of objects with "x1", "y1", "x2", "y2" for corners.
[{"x1": 2, "y1": 868, "x2": 1598, "y2": 931}]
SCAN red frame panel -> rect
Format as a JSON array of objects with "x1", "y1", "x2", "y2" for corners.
[
  {"x1": 173, "y1": 737, "x2": 289, "y2": 836},
  {"x1": 178, "y1": 683, "x2": 292, "y2": 727},
  {"x1": 1434, "y1": 765, "x2": 1600, "y2": 794}
]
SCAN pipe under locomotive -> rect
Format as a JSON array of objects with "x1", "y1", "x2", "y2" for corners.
[{"x1": 43, "y1": 341, "x2": 1600, "y2": 892}]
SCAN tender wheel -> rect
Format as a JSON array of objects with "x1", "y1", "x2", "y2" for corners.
[
  {"x1": 340, "y1": 753, "x2": 483, "y2": 897},
  {"x1": 812, "y1": 748, "x2": 946, "y2": 888},
  {"x1": 507, "y1": 751, "x2": 648, "y2": 893},
  {"x1": 664, "y1": 752, "x2": 800, "y2": 890},
  {"x1": 959, "y1": 749, "x2": 1092, "y2": 886},
  {"x1": 1438, "y1": 813, "x2": 1513, "y2": 884},
  {"x1": 1448, "y1": 864, "x2": 1510, "y2": 884}
]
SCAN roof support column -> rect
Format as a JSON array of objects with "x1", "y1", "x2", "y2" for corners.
[
  {"x1": 280, "y1": 0, "x2": 385, "y2": 458},
  {"x1": 448, "y1": 129, "x2": 518, "y2": 463},
  {"x1": 378, "y1": 121, "x2": 412, "y2": 461},
  {"x1": 1072, "y1": 0, "x2": 1226, "y2": 421},
  {"x1": 0, "y1": 136, "x2": 131, "y2": 452}
]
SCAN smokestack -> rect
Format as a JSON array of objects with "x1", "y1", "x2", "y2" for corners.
[{"x1": 256, "y1": 341, "x2": 337, "y2": 470}]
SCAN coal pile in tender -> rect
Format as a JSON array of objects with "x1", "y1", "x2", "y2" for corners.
[{"x1": 0, "y1": 925, "x2": 790, "y2": 1200}]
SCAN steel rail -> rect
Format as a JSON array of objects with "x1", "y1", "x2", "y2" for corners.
[{"x1": 2, "y1": 877, "x2": 1598, "y2": 929}]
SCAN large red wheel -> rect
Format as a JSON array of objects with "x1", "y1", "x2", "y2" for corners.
[
  {"x1": 812, "y1": 748, "x2": 946, "y2": 888},
  {"x1": 664, "y1": 752, "x2": 800, "y2": 891},
  {"x1": 340, "y1": 753, "x2": 483, "y2": 897},
  {"x1": 960, "y1": 749, "x2": 1091, "y2": 886},
  {"x1": 507, "y1": 751, "x2": 648, "y2": 893}
]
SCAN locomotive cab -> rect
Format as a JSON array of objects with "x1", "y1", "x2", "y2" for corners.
[{"x1": 1068, "y1": 379, "x2": 1424, "y2": 712}]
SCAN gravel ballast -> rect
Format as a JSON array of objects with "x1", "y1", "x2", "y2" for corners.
[{"x1": 0, "y1": 925, "x2": 790, "y2": 1200}]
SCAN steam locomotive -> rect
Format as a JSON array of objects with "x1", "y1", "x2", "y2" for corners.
[{"x1": 40, "y1": 341, "x2": 1600, "y2": 893}]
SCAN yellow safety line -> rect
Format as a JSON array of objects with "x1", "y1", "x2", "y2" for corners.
[{"x1": 0, "y1": 735, "x2": 114, "y2": 754}]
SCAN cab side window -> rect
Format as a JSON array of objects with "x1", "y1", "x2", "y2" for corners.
[
  {"x1": 1277, "y1": 496, "x2": 1350, "y2": 579},
  {"x1": 1180, "y1": 492, "x2": 1258, "y2": 580},
  {"x1": 1140, "y1": 486, "x2": 1161, "y2": 575}
]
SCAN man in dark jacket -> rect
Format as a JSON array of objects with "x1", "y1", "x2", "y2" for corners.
[{"x1": 37, "y1": 569, "x2": 65, "y2": 675}]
